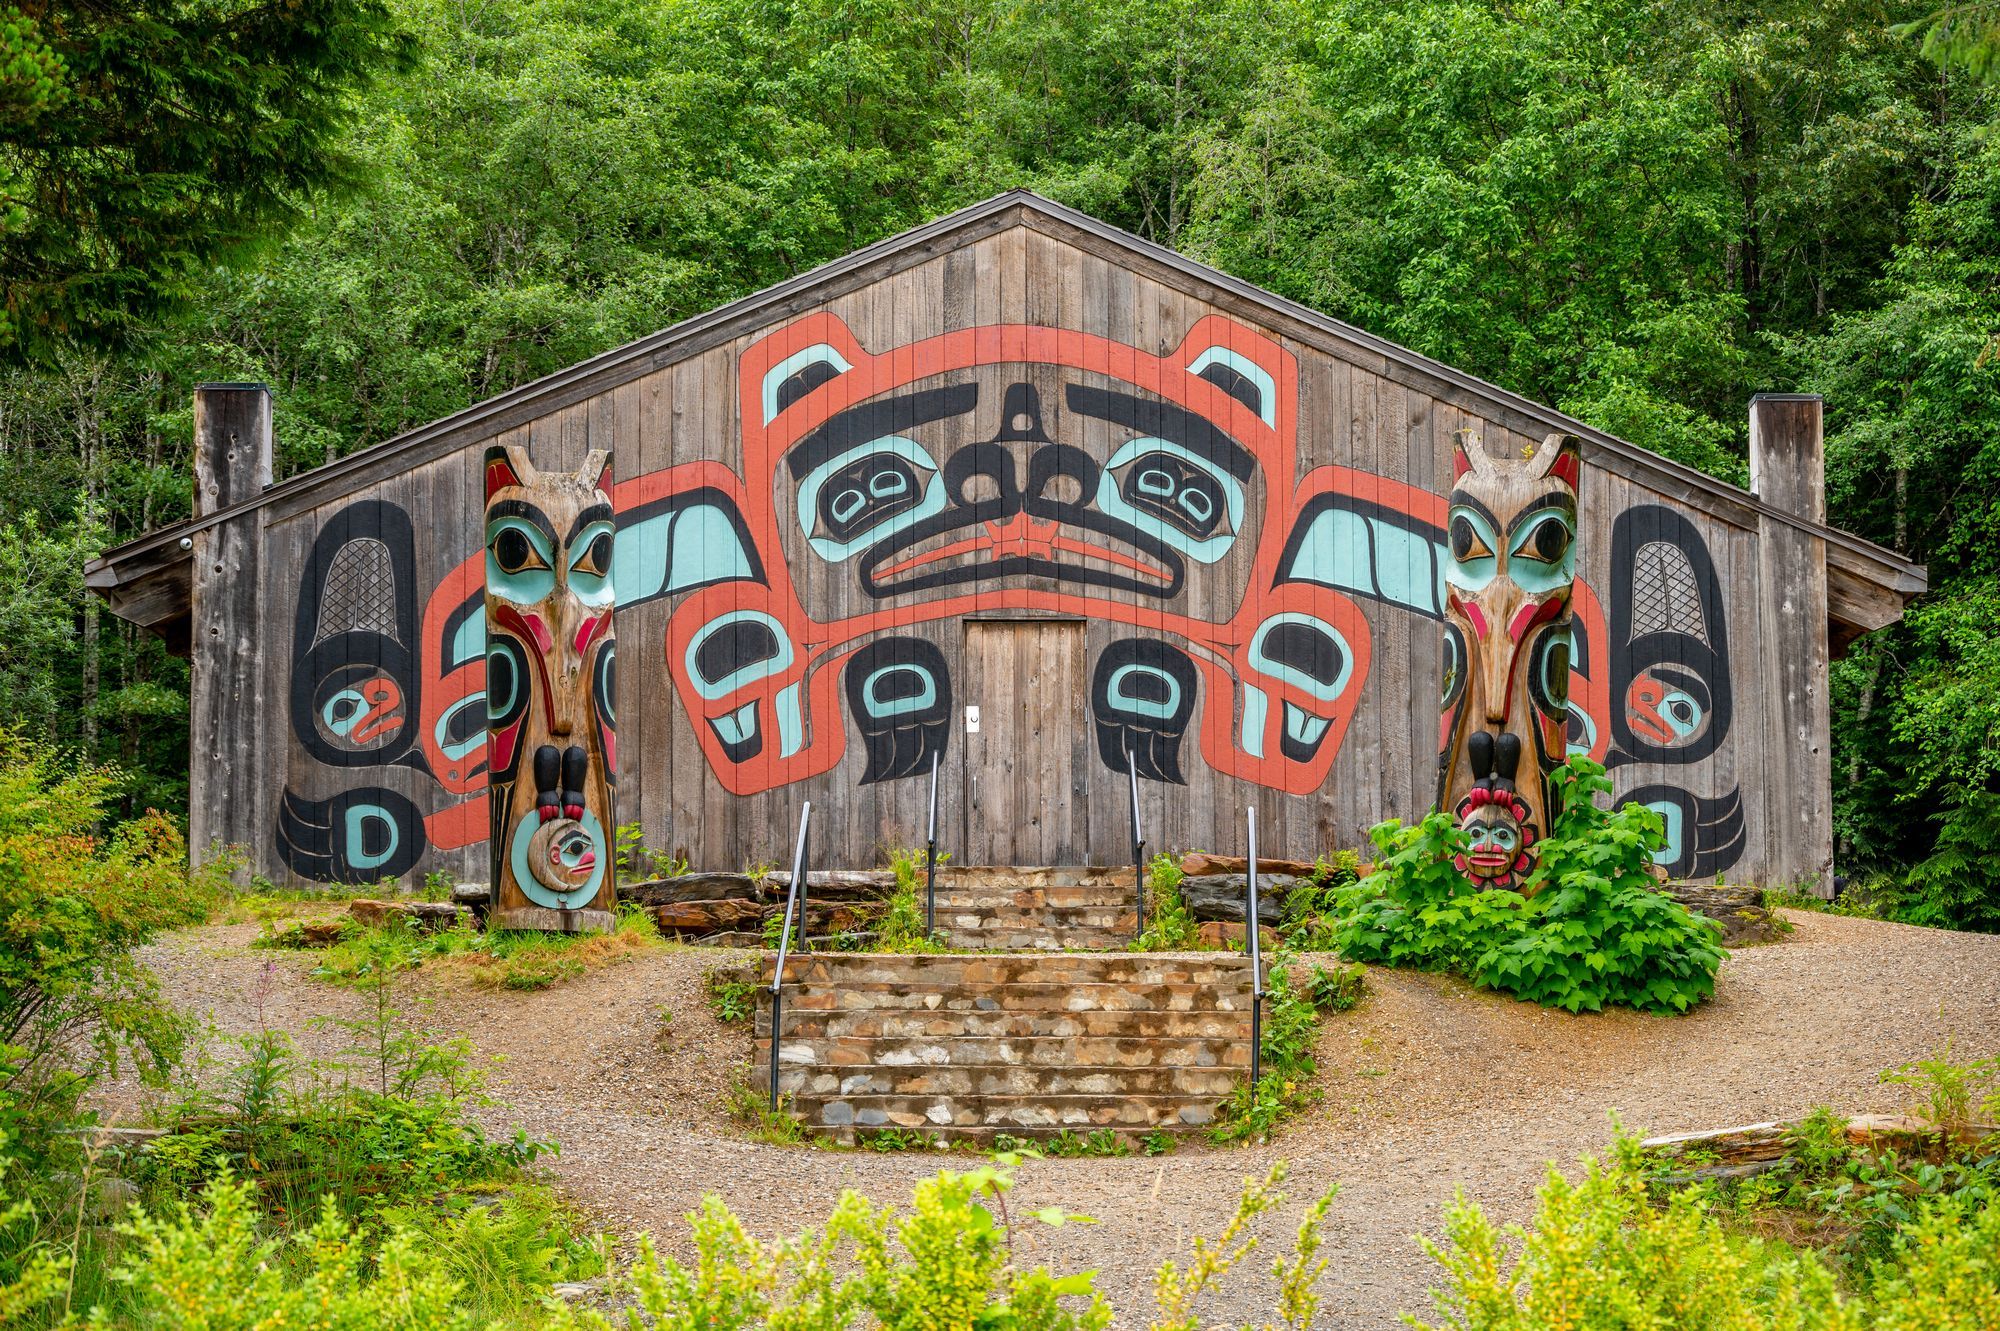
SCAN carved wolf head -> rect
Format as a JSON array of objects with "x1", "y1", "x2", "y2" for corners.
[
  {"x1": 484, "y1": 445, "x2": 618, "y2": 927},
  {"x1": 1438, "y1": 429, "x2": 1580, "y2": 892}
]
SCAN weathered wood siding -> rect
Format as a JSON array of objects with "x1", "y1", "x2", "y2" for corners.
[{"x1": 197, "y1": 214, "x2": 1809, "y2": 888}]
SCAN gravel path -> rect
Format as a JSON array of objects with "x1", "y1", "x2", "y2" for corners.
[{"x1": 106, "y1": 910, "x2": 2000, "y2": 1328}]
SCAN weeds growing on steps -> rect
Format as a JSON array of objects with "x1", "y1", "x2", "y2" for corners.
[
  {"x1": 703, "y1": 969, "x2": 758, "y2": 1025},
  {"x1": 1209, "y1": 959, "x2": 1365, "y2": 1145},
  {"x1": 1131, "y1": 852, "x2": 1200, "y2": 951}
]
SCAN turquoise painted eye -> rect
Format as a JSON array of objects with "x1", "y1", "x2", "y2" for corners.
[
  {"x1": 1508, "y1": 510, "x2": 1575, "y2": 593},
  {"x1": 487, "y1": 517, "x2": 555, "y2": 602},
  {"x1": 1444, "y1": 506, "x2": 1498, "y2": 593},
  {"x1": 567, "y1": 520, "x2": 616, "y2": 606},
  {"x1": 794, "y1": 437, "x2": 944, "y2": 561}
]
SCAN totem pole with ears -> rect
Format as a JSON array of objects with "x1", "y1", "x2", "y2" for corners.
[
  {"x1": 1437, "y1": 429, "x2": 1580, "y2": 893},
  {"x1": 485, "y1": 446, "x2": 618, "y2": 931}
]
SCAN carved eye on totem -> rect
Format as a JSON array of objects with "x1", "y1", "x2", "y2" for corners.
[
  {"x1": 1445, "y1": 505, "x2": 1499, "y2": 592},
  {"x1": 486, "y1": 514, "x2": 557, "y2": 603},
  {"x1": 1506, "y1": 504, "x2": 1576, "y2": 594},
  {"x1": 567, "y1": 518, "x2": 616, "y2": 606}
]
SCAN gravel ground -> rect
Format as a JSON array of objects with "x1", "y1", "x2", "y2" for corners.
[{"x1": 103, "y1": 909, "x2": 2000, "y2": 1328}]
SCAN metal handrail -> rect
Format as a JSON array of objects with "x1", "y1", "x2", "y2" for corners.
[
  {"x1": 1127, "y1": 746, "x2": 1147, "y2": 937},
  {"x1": 924, "y1": 750, "x2": 940, "y2": 937},
  {"x1": 767, "y1": 800, "x2": 813, "y2": 1111},
  {"x1": 1246, "y1": 805, "x2": 1264, "y2": 1088}
]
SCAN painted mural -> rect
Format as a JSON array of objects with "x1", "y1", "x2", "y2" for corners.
[
  {"x1": 274, "y1": 311, "x2": 1744, "y2": 884},
  {"x1": 1436, "y1": 430, "x2": 1581, "y2": 892},
  {"x1": 482, "y1": 445, "x2": 619, "y2": 930}
]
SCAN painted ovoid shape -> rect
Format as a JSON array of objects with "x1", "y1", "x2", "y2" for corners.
[
  {"x1": 1437, "y1": 430, "x2": 1581, "y2": 892},
  {"x1": 485, "y1": 445, "x2": 618, "y2": 931}
]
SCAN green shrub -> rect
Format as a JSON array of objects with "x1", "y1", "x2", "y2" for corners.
[
  {"x1": 1337, "y1": 758, "x2": 1725, "y2": 1014},
  {"x1": 0, "y1": 734, "x2": 225, "y2": 1167},
  {"x1": 552, "y1": 1162, "x2": 1112, "y2": 1331},
  {"x1": 1416, "y1": 1138, "x2": 2000, "y2": 1330},
  {"x1": 105, "y1": 1176, "x2": 479, "y2": 1330}
]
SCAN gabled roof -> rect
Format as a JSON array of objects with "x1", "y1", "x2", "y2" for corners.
[{"x1": 87, "y1": 189, "x2": 1926, "y2": 651}]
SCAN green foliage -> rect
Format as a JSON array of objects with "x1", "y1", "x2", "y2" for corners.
[
  {"x1": 106, "y1": 1177, "x2": 477, "y2": 1330},
  {"x1": 1337, "y1": 760, "x2": 1726, "y2": 1014},
  {"x1": 703, "y1": 970, "x2": 758, "y2": 1026},
  {"x1": 1039, "y1": 1128, "x2": 1130, "y2": 1159},
  {"x1": 615, "y1": 824, "x2": 686, "y2": 883},
  {"x1": 552, "y1": 1162, "x2": 1113, "y2": 1331},
  {"x1": 312, "y1": 905, "x2": 660, "y2": 991},
  {"x1": 1209, "y1": 961, "x2": 1362, "y2": 1144},
  {"x1": 0, "y1": 735, "x2": 223, "y2": 1169},
  {"x1": 1152, "y1": 1161, "x2": 1335, "y2": 1331},
  {"x1": 0, "y1": 3, "x2": 415, "y2": 360},
  {"x1": 1880, "y1": 1041, "x2": 2000, "y2": 1132},
  {"x1": 877, "y1": 848, "x2": 947, "y2": 953},
  {"x1": 1133, "y1": 852, "x2": 1200, "y2": 952}
]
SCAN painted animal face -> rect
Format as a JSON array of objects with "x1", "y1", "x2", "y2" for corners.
[
  {"x1": 620, "y1": 312, "x2": 1380, "y2": 798},
  {"x1": 1438, "y1": 430, "x2": 1580, "y2": 892},
  {"x1": 483, "y1": 445, "x2": 617, "y2": 916}
]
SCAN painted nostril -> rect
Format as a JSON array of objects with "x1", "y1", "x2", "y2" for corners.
[{"x1": 1011, "y1": 413, "x2": 1033, "y2": 432}]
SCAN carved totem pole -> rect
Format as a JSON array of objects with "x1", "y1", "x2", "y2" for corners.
[
  {"x1": 1437, "y1": 429, "x2": 1580, "y2": 893},
  {"x1": 485, "y1": 446, "x2": 618, "y2": 932}
]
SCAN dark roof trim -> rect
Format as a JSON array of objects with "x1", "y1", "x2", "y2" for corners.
[{"x1": 87, "y1": 189, "x2": 1925, "y2": 598}]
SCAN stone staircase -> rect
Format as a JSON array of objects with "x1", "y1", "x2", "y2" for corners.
[
  {"x1": 931, "y1": 866, "x2": 1140, "y2": 950},
  {"x1": 754, "y1": 952, "x2": 1255, "y2": 1143}
]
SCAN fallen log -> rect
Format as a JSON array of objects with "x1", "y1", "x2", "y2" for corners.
[
  {"x1": 622, "y1": 872, "x2": 773, "y2": 907},
  {"x1": 1640, "y1": 1113, "x2": 1998, "y2": 1181}
]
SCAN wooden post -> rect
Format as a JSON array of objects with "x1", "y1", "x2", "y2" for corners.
[
  {"x1": 1749, "y1": 394, "x2": 1833, "y2": 899},
  {"x1": 189, "y1": 384, "x2": 273, "y2": 877}
]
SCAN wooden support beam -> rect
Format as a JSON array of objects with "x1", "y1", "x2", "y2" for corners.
[
  {"x1": 189, "y1": 384, "x2": 273, "y2": 877},
  {"x1": 1750, "y1": 395, "x2": 1833, "y2": 898}
]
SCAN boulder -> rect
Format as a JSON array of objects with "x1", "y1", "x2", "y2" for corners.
[
  {"x1": 653, "y1": 898, "x2": 765, "y2": 935},
  {"x1": 451, "y1": 880, "x2": 491, "y2": 905},
  {"x1": 1661, "y1": 882, "x2": 1787, "y2": 947},
  {"x1": 1177, "y1": 873, "x2": 1298, "y2": 924},
  {"x1": 1179, "y1": 852, "x2": 1320, "y2": 878},
  {"x1": 1196, "y1": 920, "x2": 1281, "y2": 952},
  {"x1": 347, "y1": 899, "x2": 469, "y2": 931}
]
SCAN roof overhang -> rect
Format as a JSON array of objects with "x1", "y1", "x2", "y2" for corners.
[{"x1": 86, "y1": 190, "x2": 1928, "y2": 657}]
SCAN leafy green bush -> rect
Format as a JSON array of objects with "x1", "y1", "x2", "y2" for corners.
[{"x1": 1336, "y1": 759, "x2": 1726, "y2": 1013}]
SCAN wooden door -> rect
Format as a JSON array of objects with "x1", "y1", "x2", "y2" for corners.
[{"x1": 960, "y1": 619, "x2": 1088, "y2": 866}]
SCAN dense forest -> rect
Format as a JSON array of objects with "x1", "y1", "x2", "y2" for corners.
[{"x1": 3, "y1": 0, "x2": 1998, "y2": 926}]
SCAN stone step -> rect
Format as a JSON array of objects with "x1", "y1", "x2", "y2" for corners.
[
  {"x1": 937, "y1": 904, "x2": 1134, "y2": 928},
  {"x1": 934, "y1": 928, "x2": 1133, "y2": 952},
  {"x1": 760, "y1": 953, "x2": 1253, "y2": 987},
  {"x1": 931, "y1": 885, "x2": 1139, "y2": 910},
  {"x1": 790, "y1": 1092, "x2": 1224, "y2": 1133},
  {"x1": 756, "y1": 1006, "x2": 1251, "y2": 1041},
  {"x1": 772, "y1": 982, "x2": 1252, "y2": 1014},
  {"x1": 778, "y1": 1063, "x2": 1241, "y2": 1098},
  {"x1": 758, "y1": 1034, "x2": 1253, "y2": 1069}
]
